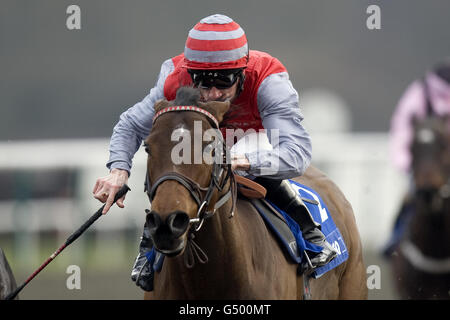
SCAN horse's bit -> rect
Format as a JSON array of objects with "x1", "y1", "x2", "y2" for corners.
[{"x1": 144, "y1": 105, "x2": 237, "y2": 267}]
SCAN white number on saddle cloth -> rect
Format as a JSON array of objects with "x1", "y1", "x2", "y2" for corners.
[
  {"x1": 290, "y1": 183, "x2": 329, "y2": 223},
  {"x1": 332, "y1": 241, "x2": 341, "y2": 255}
]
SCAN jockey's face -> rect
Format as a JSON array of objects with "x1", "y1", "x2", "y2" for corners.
[
  {"x1": 198, "y1": 81, "x2": 239, "y2": 103},
  {"x1": 189, "y1": 69, "x2": 242, "y2": 103}
]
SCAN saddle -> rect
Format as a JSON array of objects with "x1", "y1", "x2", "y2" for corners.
[
  {"x1": 235, "y1": 176, "x2": 349, "y2": 279},
  {"x1": 235, "y1": 175, "x2": 267, "y2": 199}
]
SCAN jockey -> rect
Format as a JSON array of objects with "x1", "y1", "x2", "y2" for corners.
[
  {"x1": 93, "y1": 14, "x2": 337, "y2": 291},
  {"x1": 389, "y1": 59, "x2": 450, "y2": 174},
  {"x1": 384, "y1": 59, "x2": 450, "y2": 256}
]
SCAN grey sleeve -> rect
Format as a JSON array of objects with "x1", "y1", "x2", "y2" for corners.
[
  {"x1": 245, "y1": 72, "x2": 312, "y2": 179},
  {"x1": 106, "y1": 59, "x2": 174, "y2": 174}
]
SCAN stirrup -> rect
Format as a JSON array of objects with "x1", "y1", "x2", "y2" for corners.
[{"x1": 298, "y1": 250, "x2": 314, "y2": 275}]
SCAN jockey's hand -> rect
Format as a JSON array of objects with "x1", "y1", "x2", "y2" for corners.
[
  {"x1": 231, "y1": 154, "x2": 250, "y2": 171},
  {"x1": 93, "y1": 168, "x2": 129, "y2": 214}
]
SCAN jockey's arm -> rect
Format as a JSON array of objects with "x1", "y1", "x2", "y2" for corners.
[
  {"x1": 93, "y1": 59, "x2": 174, "y2": 213},
  {"x1": 244, "y1": 72, "x2": 312, "y2": 180}
]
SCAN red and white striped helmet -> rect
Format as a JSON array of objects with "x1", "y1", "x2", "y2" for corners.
[{"x1": 184, "y1": 14, "x2": 249, "y2": 70}]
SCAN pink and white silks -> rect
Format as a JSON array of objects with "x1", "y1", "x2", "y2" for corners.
[{"x1": 389, "y1": 72, "x2": 450, "y2": 173}]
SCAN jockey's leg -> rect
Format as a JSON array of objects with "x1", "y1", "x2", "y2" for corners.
[
  {"x1": 131, "y1": 221, "x2": 154, "y2": 291},
  {"x1": 255, "y1": 177, "x2": 337, "y2": 269}
]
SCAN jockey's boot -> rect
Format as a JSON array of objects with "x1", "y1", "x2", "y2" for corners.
[
  {"x1": 130, "y1": 222, "x2": 154, "y2": 291},
  {"x1": 256, "y1": 178, "x2": 338, "y2": 269}
]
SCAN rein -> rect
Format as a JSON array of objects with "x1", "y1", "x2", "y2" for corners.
[{"x1": 146, "y1": 105, "x2": 237, "y2": 267}]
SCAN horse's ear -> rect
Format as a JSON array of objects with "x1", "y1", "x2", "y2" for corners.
[
  {"x1": 154, "y1": 99, "x2": 170, "y2": 113},
  {"x1": 201, "y1": 101, "x2": 231, "y2": 124}
]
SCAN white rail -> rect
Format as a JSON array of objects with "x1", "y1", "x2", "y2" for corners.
[{"x1": 0, "y1": 135, "x2": 407, "y2": 250}]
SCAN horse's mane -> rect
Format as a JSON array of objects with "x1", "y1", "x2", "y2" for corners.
[
  {"x1": 170, "y1": 86, "x2": 243, "y2": 127},
  {"x1": 173, "y1": 87, "x2": 201, "y2": 106}
]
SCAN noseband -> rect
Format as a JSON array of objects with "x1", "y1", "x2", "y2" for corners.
[{"x1": 145, "y1": 105, "x2": 237, "y2": 233}]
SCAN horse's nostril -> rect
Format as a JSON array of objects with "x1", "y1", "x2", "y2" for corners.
[
  {"x1": 173, "y1": 213, "x2": 189, "y2": 229},
  {"x1": 146, "y1": 211, "x2": 161, "y2": 232},
  {"x1": 167, "y1": 211, "x2": 189, "y2": 237}
]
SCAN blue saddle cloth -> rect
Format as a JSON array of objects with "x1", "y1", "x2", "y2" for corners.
[
  {"x1": 262, "y1": 180, "x2": 348, "y2": 278},
  {"x1": 145, "y1": 179, "x2": 349, "y2": 281}
]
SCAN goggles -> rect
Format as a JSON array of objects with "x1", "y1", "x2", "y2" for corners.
[{"x1": 188, "y1": 69, "x2": 242, "y2": 90}]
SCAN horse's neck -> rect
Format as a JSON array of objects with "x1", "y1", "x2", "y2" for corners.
[{"x1": 189, "y1": 199, "x2": 245, "y2": 269}]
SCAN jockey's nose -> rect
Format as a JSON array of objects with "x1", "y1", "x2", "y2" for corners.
[{"x1": 205, "y1": 87, "x2": 223, "y2": 101}]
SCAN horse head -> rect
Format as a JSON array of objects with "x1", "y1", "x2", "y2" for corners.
[
  {"x1": 410, "y1": 115, "x2": 450, "y2": 214},
  {"x1": 143, "y1": 87, "x2": 233, "y2": 257}
]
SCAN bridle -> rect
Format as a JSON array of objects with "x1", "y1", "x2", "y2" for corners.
[{"x1": 144, "y1": 105, "x2": 237, "y2": 234}]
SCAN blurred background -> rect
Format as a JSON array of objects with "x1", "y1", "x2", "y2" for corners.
[{"x1": 1, "y1": 0, "x2": 449, "y2": 299}]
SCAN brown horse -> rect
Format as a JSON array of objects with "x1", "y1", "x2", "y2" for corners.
[
  {"x1": 390, "y1": 116, "x2": 450, "y2": 299},
  {"x1": 143, "y1": 88, "x2": 367, "y2": 300}
]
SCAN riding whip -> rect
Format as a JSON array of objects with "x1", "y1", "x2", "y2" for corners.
[{"x1": 4, "y1": 184, "x2": 131, "y2": 300}]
